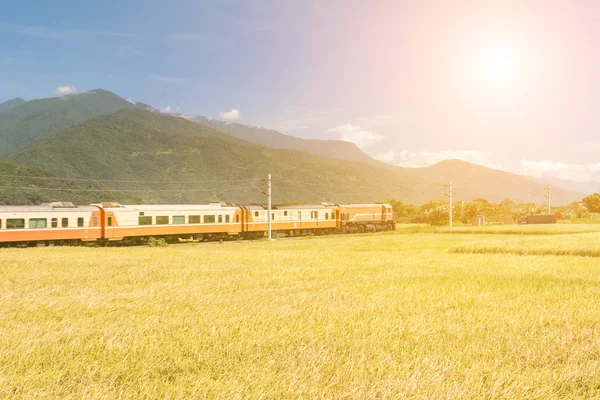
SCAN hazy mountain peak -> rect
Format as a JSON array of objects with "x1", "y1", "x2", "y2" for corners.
[{"x1": 0, "y1": 97, "x2": 27, "y2": 112}]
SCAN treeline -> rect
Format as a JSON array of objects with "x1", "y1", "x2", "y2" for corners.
[{"x1": 386, "y1": 193, "x2": 600, "y2": 226}]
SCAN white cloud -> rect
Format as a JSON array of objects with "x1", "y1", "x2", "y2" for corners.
[
  {"x1": 376, "y1": 149, "x2": 502, "y2": 169},
  {"x1": 327, "y1": 124, "x2": 384, "y2": 149},
  {"x1": 125, "y1": 97, "x2": 135, "y2": 104},
  {"x1": 55, "y1": 85, "x2": 78, "y2": 95},
  {"x1": 516, "y1": 160, "x2": 600, "y2": 182},
  {"x1": 374, "y1": 151, "x2": 396, "y2": 164},
  {"x1": 158, "y1": 105, "x2": 180, "y2": 114},
  {"x1": 218, "y1": 109, "x2": 241, "y2": 121}
]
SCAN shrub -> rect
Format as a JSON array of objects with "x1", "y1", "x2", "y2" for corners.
[{"x1": 147, "y1": 237, "x2": 168, "y2": 247}]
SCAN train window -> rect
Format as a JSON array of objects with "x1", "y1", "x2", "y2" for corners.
[
  {"x1": 298, "y1": 211, "x2": 301, "y2": 220},
  {"x1": 51, "y1": 218, "x2": 58, "y2": 228},
  {"x1": 173, "y1": 216, "x2": 185, "y2": 224},
  {"x1": 283, "y1": 211, "x2": 287, "y2": 216},
  {"x1": 272, "y1": 213, "x2": 275, "y2": 220},
  {"x1": 235, "y1": 214, "x2": 239, "y2": 222},
  {"x1": 30, "y1": 218, "x2": 47, "y2": 229},
  {"x1": 107, "y1": 217, "x2": 113, "y2": 227},
  {"x1": 77, "y1": 217, "x2": 84, "y2": 227},
  {"x1": 225, "y1": 215, "x2": 230, "y2": 223},
  {"x1": 139, "y1": 212, "x2": 145, "y2": 216},
  {"x1": 0, "y1": 219, "x2": 2, "y2": 229},
  {"x1": 7, "y1": 219, "x2": 24, "y2": 229},
  {"x1": 311, "y1": 211, "x2": 317, "y2": 219},
  {"x1": 325, "y1": 213, "x2": 329, "y2": 220},
  {"x1": 204, "y1": 215, "x2": 216, "y2": 223},
  {"x1": 218, "y1": 215, "x2": 223, "y2": 223},
  {"x1": 189, "y1": 215, "x2": 201, "y2": 224},
  {"x1": 255, "y1": 211, "x2": 259, "y2": 217},
  {"x1": 139, "y1": 216, "x2": 152, "y2": 225},
  {"x1": 93, "y1": 216, "x2": 98, "y2": 227},
  {"x1": 62, "y1": 218, "x2": 68, "y2": 227},
  {"x1": 156, "y1": 216, "x2": 169, "y2": 225}
]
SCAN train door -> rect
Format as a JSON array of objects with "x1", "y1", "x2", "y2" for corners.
[{"x1": 104, "y1": 211, "x2": 115, "y2": 239}]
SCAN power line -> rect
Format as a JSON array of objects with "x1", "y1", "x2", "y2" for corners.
[
  {"x1": 0, "y1": 185, "x2": 261, "y2": 193},
  {"x1": 0, "y1": 174, "x2": 263, "y2": 184}
]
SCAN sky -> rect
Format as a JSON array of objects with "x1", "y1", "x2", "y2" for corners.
[{"x1": 1, "y1": 0, "x2": 600, "y2": 183}]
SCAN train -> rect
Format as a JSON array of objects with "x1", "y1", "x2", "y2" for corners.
[{"x1": 0, "y1": 202, "x2": 395, "y2": 246}]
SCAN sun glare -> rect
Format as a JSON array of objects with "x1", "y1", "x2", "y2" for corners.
[{"x1": 477, "y1": 43, "x2": 520, "y2": 89}]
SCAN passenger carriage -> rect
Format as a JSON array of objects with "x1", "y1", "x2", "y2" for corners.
[
  {"x1": 0, "y1": 202, "x2": 102, "y2": 246},
  {"x1": 98, "y1": 202, "x2": 242, "y2": 243}
]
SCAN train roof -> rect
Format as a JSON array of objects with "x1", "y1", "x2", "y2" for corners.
[
  {"x1": 275, "y1": 204, "x2": 338, "y2": 209},
  {"x1": 244, "y1": 204, "x2": 338, "y2": 210},
  {"x1": 340, "y1": 204, "x2": 391, "y2": 208},
  {"x1": 102, "y1": 203, "x2": 239, "y2": 211},
  {"x1": 0, "y1": 204, "x2": 97, "y2": 212}
]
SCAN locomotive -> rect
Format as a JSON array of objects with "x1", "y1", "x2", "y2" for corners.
[{"x1": 0, "y1": 202, "x2": 395, "y2": 246}]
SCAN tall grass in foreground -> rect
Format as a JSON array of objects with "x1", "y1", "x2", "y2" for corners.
[{"x1": 2, "y1": 231, "x2": 600, "y2": 398}]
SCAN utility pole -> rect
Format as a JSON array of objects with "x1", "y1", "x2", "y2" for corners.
[
  {"x1": 267, "y1": 173, "x2": 272, "y2": 240},
  {"x1": 444, "y1": 181, "x2": 453, "y2": 228},
  {"x1": 544, "y1": 185, "x2": 551, "y2": 215}
]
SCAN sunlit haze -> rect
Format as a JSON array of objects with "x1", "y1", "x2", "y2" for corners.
[{"x1": 2, "y1": 0, "x2": 600, "y2": 184}]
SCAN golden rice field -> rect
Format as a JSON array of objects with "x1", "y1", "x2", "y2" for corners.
[{"x1": 2, "y1": 225, "x2": 600, "y2": 399}]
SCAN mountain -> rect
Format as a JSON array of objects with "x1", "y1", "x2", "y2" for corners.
[
  {"x1": 7, "y1": 109, "x2": 442, "y2": 205},
  {"x1": 406, "y1": 159, "x2": 583, "y2": 205},
  {"x1": 179, "y1": 115, "x2": 386, "y2": 167},
  {"x1": 0, "y1": 89, "x2": 149, "y2": 156},
  {"x1": 0, "y1": 159, "x2": 137, "y2": 205},
  {"x1": 0, "y1": 89, "x2": 587, "y2": 206},
  {"x1": 528, "y1": 176, "x2": 600, "y2": 196},
  {"x1": 0, "y1": 97, "x2": 27, "y2": 112}
]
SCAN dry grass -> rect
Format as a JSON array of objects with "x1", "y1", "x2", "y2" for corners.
[
  {"x1": 451, "y1": 232, "x2": 600, "y2": 258},
  {"x1": 2, "y1": 229, "x2": 600, "y2": 398},
  {"x1": 436, "y1": 224, "x2": 600, "y2": 235}
]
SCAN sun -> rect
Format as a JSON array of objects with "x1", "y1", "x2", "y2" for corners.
[
  {"x1": 477, "y1": 43, "x2": 520, "y2": 88},
  {"x1": 485, "y1": 50, "x2": 514, "y2": 82}
]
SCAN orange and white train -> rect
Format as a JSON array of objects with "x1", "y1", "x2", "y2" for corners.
[{"x1": 0, "y1": 201, "x2": 394, "y2": 246}]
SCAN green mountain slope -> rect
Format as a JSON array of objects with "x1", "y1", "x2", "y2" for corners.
[
  {"x1": 0, "y1": 97, "x2": 27, "y2": 113},
  {"x1": 0, "y1": 89, "x2": 148, "y2": 156},
  {"x1": 0, "y1": 159, "x2": 136, "y2": 205},
  {"x1": 8, "y1": 109, "x2": 442, "y2": 205},
  {"x1": 181, "y1": 115, "x2": 387, "y2": 167},
  {"x1": 2, "y1": 102, "x2": 584, "y2": 206},
  {"x1": 407, "y1": 159, "x2": 582, "y2": 205}
]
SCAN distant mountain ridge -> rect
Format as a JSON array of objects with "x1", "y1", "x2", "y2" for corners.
[
  {"x1": 178, "y1": 114, "x2": 387, "y2": 167},
  {"x1": 0, "y1": 97, "x2": 26, "y2": 112},
  {"x1": 527, "y1": 176, "x2": 599, "y2": 196},
  {"x1": 406, "y1": 159, "x2": 583, "y2": 205},
  {"x1": 0, "y1": 89, "x2": 151, "y2": 156}
]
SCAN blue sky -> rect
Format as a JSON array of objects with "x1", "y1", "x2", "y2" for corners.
[{"x1": 2, "y1": 0, "x2": 600, "y2": 184}]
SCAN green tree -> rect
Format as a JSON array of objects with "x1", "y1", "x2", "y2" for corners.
[
  {"x1": 582, "y1": 193, "x2": 600, "y2": 213},
  {"x1": 423, "y1": 204, "x2": 449, "y2": 226}
]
